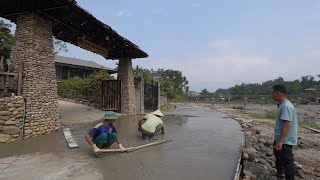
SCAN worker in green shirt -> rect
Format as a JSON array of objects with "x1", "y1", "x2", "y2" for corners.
[{"x1": 138, "y1": 110, "x2": 165, "y2": 139}]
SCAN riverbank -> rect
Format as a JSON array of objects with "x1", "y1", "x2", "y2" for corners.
[{"x1": 216, "y1": 105, "x2": 320, "y2": 180}]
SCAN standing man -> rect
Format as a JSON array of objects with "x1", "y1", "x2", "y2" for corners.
[
  {"x1": 272, "y1": 85, "x2": 298, "y2": 180},
  {"x1": 138, "y1": 110, "x2": 165, "y2": 139},
  {"x1": 85, "y1": 111, "x2": 126, "y2": 154}
]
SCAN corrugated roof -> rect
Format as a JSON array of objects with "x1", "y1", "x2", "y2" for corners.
[{"x1": 55, "y1": 55, "x2": 116, "y2": 72}]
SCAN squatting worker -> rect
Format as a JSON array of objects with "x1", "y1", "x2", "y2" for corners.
[
  {"x1": 272, "y1": 85, "x2": 298, "y2": 180},
  {"x1": 138, "y1": 110, "x2": 165, "y2": 139},
  {"x1": 85, "y1": 111, "x2": 126, "y2": 153}
]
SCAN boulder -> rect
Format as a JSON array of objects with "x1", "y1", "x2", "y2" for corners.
[
  {"x1": 0, "y1": 134, "x2": 11, "y2": 143},
  {"x1": 243, "y1": 160, "x2": 269, "y2": 178},
  {"x1": 2, "y1": 126, "x2": 21, "y2": 135},
  {"x1": 242, "y1": 153, "x2": 249, "y2": 160},
  {"x1": 243, "y1": 170, "x2": 257, "y2": 180}
]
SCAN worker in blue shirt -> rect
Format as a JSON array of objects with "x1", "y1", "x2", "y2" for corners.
[{"x1": 85, "y1": 111, "x2": 126, "y2": 154}]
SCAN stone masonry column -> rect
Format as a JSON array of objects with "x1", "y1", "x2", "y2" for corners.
[
  {"x1": 117, "y1": 59, "x2": 136, "y2": 114},
  {"x1": 11, "y1": 13, "x2": 60, "y2": 138}
]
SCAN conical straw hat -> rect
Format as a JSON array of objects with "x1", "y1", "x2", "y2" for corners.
[{"x1": 152, "y1": 110, "x2": 164, "y2": 117}]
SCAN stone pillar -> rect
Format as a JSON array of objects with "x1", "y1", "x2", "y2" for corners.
[
  {"x1": 117, "y1": 59, "x2": 136, "y2": 114},
  {"x1": 11, "y1": 13, "x2": 60, "y2": 138}
]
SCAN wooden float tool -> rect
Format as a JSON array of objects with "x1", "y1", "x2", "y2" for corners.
[
  {"x1": 62, "y1": 128, "x2": 79, "y2": 149},
  {"x1": 99, "y1": 139, "x2": 173, "y2": 153}
]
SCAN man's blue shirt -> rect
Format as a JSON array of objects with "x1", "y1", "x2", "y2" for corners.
[{"x1": 274, "y1": 100, "x2": 298, "y2": 145}]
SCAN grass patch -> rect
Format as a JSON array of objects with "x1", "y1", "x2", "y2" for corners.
[{"x1": 265, "y1": 109, "x2": 277, "y2": 119}]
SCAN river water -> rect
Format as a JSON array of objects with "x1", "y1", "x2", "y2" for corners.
[{"x1": 0, "y1": 104, "x2": 243, "y2": 180}]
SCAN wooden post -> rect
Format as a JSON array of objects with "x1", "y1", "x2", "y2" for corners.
[
  {"x1": 0, "y1": 56, "x2": 4, "y2": 72},
  {"x1": 244, "y1": 97, "x2": 248, "y2": 106},
  {"x1": 261, "y1": 97, "x2": 265, "y2": 105},
  {"x1": 212, "y1": 98, "x2": 215, "y2": 107},
  {"x1": 297, "y1": 98, "x2": 301, "y2": 105},
  {"x1": 316, "y1": 98, "x2": 320, "y2": 105},
  {"x1": 228, "y1": 98, "x2": 231, "y2": 106},
  {"x1": 17, "y1": 62, "x2": 23, "y2": 96}
]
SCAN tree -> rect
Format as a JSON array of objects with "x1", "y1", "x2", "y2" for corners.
[
  {"x1": 0, "y1": 20, "x2": 14, "y2": 60},
  {"x1": 199, "y1": 88, "x2": 211, "y2": 96}
]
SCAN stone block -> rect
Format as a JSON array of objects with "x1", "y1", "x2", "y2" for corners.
[
  {"x1": 8, "y1": 108, "x2": 16, "y2": 112},
  {"x1": 0, "y1": 134, "x2": 11, "y2": 143},
  {"x1": 0, "y1": 111, "x2": 11, "y2": 116},
  {"x1": 2, "y1": 126, "x2": 21, "y2": 135},
  {"x1": 11, "y1": 134, "x2": 20, "y2": 138},
  {"x1": 0, "y1": 120, "x2": 4, "y2": 125},
  {"x1": 24, "y1": 130, "x2": 33, "y2": 134},
  {"x1": 5, "y1": 121, "x2": 16, "y2": 126}
]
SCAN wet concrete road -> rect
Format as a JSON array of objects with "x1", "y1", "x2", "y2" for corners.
[{"x1": 0, "y1": 104, "x2": 243, "y2": 180}]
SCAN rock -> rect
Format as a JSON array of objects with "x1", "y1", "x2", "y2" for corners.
[
  {"x1": 243, "y1": 170, "x2": 256, "y2": 180},
  {"x1": 296, "y1": 169, "x2": 304, "y2": 178},
  {"x1": 242, "y1": 124, "x2": 249, "y2": 129},
  {"x1": 243, "y1": 160, "x2": 269, "y2": 178},
  {"x1": 255, "y1": 129, "x2": 261, "y2": 135},
  {"x1": 315, "y1": 167, "x2": 320, "y2": 173},
  {"x1": 0, "y1": 125, "x2": 3, "y2": 132},
  {"x1": 243, "y1": 153, "x2": 249, "y2": 160},
  {"x1": 316, "y1": 172, "x2": 320, "y2": 177},
  {"x1": 0, "y1": 111, "x2": 11, "y2": 116},
  {"x1": 265, "y1": 140, "x2": 273, "y2": 147},
  {"x1": 0, "y1": 134, "x2": 11, "y2": 143},
  {"x1": 243, "y1": 175, "x2": 250, "y2": 180},
  {"x1": 257, "y1": 158, "x2": 267, "y2": 165},
  {"x1": 8, "y1": 108, "x2": 16, "y2": 112},
  {"x1": 266, "y1": 149, "x2": 273, "y2": 156},
  {"x1": 2, "y1": 126, "x2": 21, "y2": 135},
  {"x1": 24, "y1": 130, "x2": 33, "y2": 134},
  {"x1": 7, "y1": 103, "x2": 14, "y2": 107},
  {"x1": 5, "y1": 120, "x2": 16, "y2": 126},
  {"x1": 258, "y1": 143, "x2": 265, "y2": 149},
  {"x1": 0, "y1": 120, "x2": 4, "y2": 125},
  {"x1": 258, "y1": 138, "x2": 266, "y2": 144},
  {"x1": 252, "y1": 137, "x2": 258, "y2": 144},
  {"x1": 12, "y1": 111, "x2": 19, "y2": 115},
  {"x1": 11, "y1": 134, "x2": 20, "y2": 138},
  {"x1": 0, "y1": 105, "x2": 8, "y2": 111},
  {"x1": 248, "y1": 152, "x2": 256, "y2": 162}
]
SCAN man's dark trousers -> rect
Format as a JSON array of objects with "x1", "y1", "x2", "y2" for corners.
[{"x1": 273, "y1": 141, "x2": 295, "y2": 180}]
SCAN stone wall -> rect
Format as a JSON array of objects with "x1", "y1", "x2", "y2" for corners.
[
  {"x1": 117, "y1": 59, "x2": 136, "y2": 114},
  {"x1": 0, "y1": 96, "x2": 24, "y2": 143},
  {"x1": 11, "y1": 13, "x2": 60, "y2": 139}
]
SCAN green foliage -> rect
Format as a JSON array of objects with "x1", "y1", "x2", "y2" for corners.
[
  {"x1": 265, "y1": 109, "x2": 277, "y2": 119},
  {"x1": 213, "y1": 75, "x2": 320, "y2": 96},
  {"x1": 57, "y1": 70, "x2": 114, "y2": 101},
  {"x1": 134, "y1": 66, "x2": 188, "y2": 102},
  {"x1": 0, "y1": 20, "x2": 14, "y2": 60}
]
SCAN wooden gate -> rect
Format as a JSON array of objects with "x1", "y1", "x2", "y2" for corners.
[
  {"x1": 101, "y1": 80, "x2": 121, "y2": 111},
  {"x1": 144, "y1": 82, "x2": 159, "y2": 111}
]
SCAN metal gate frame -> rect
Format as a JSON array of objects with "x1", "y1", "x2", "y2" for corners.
[{"x1": 101, "y1": 80, "x2": 121, "y2": 111}]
